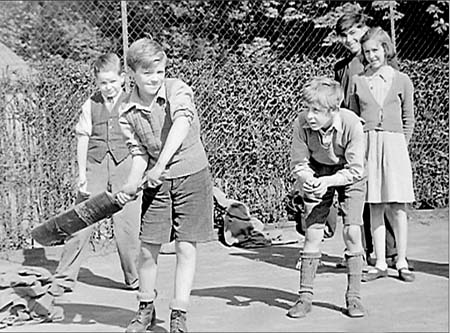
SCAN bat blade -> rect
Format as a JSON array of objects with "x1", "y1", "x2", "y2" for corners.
[{"x1": 31, "y1": 191, "x2": 123, "y2": 246}]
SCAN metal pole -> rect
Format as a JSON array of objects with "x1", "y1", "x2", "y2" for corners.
[
  {"x1": 121, "y1": 0, "x2": 130, "y2": 92},
  {"x1": 389, "y1": 1, "x2": 397, "y2": 54}
]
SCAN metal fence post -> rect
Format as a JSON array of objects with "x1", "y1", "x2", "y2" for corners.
[
  {"x1": 390, "y1": 1, "x2": 397, "y2": 53},
  {"x1": 121, "y1": 0, "x2": 130, "y2": 92}
]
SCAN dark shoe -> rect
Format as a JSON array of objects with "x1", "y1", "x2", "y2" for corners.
[
  {"x1": 170, "y1": 309, "x2": 187, "y2": 333},
  {"x1": 361, "y1": 267, "x2": 388, "y2": 282},
  {"x1": 346, "y1": 297, "x2": 365, "y2": 318},
  {"x1": 366, "y1": 256, "x2": 376, "y2": 267},
  {"x1": 336, "y1": 257, "x2": 347, "y2": 269},
  {"x1": 398, "y1": 268, "x2": 415, "y2": 282},
  {"x1": 126, "y1": 279, "x2": 139, "y2": 291},
  {"x1": 287, "y1": 295, "x2": 312, "y2": 318},
  {"x1": 387, "y1": 256, "x2": 415, "y2": 271},
  {"x1": 126, "y1": 302, "x2": 156, "y2": 333}
]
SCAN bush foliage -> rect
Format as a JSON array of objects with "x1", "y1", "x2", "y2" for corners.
[{"x1": 0, "y1": 54, "x2": 448, "y2": 251}]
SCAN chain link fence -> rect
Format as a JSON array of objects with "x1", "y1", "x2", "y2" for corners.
[{"x1": 0, "y1": 0, "x2": 448, "y2": 251}]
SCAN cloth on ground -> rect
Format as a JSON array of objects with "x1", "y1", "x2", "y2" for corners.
[
  {"x1": 0, "y1": 266, "x2": 63, "y2": 329},
  {"x1": 213, "y1": 186, "x2": 297, "y2": 248}
]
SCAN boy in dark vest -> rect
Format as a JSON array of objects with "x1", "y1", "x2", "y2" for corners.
[{"x1": 49, "y1": 53, "x2": 141, "y2": 295}]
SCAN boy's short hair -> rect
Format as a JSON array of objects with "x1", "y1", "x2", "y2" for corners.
[
  {"x1": 335, "y1": 10, "x2": 368, "y2": 36},
  {"x1": 360, "y1": 27, "x2": 396, "y2": 62},
  {"x1": 93, "y1": 53, "x2": 122, "y2": 76},
  {"x1": 303, "y1": 77, "x2": 343, "y2": 112},
  {"x1": 127, "y1": 38, "x2": 167, "y2": 72}
]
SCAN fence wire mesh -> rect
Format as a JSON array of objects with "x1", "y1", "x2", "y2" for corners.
[{"x1": 0, "y1": 0, "x2": 448, "y2": 251}]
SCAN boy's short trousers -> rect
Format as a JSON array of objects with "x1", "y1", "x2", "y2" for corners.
[
  {"x1": 140, "y1": 167, "x2": 215, "y2": 244},
  {"x1": 298, "y1": 159, "x2": 366, "y2": 229}
]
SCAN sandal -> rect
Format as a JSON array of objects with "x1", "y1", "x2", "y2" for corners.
[
  {"x1": 398, "y1": 267, "x2": 415, "y2": 282},
  {"x1": 362, "y1": 266, "x2": 388, "y2": 282}
]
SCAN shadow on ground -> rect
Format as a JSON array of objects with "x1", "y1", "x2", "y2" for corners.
[
  {"x1": 229, "y1": 245, "x2": 449, "y2": 278},
  {"x1": 49, "y1": 303, "x2": 167, "y2": 331},
  {"x1": 192, "y1": 285, "x2": 346, "y2": 315},
  {"x1": 229, "y1": 246, "x2": 346, "y2": 274},
  {"x1": 408, "y1": 259, "x2": 448, "y2": 278},
  {"x1": 19, "y1": 248, "x2": 129, "y2": 291}
]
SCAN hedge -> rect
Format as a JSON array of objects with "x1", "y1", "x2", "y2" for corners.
[{"x1": 0, "y1": 54, "x2": 447, "y2": 251}]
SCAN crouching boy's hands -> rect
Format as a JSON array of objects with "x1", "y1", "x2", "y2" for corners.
[
  {"x1": 303, "y1": 177, "x2": 330, "y2": 199},
  {"x1": 311, "y1": 177, "x2": 330, "y2": 198}
]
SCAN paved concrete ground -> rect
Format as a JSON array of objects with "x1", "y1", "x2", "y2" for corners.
[{"x1": 1, "y1": 209, "x2": 448, "y2": 332}]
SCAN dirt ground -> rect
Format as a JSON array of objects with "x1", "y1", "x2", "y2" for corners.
[{"x1": 0, "y1": 208, "x2": 448, "y2": 332}]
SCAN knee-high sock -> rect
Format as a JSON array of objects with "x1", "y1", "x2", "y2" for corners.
[
  {"x1": 345, "y1": 251, "x2": 364, "y2": 300},
  {"x1": 299, "y1": 251, "x2": 321, "y2": 298}
]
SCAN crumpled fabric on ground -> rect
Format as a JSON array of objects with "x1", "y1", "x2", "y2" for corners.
[
  {"x1": 213, "y1": 186, "x2": 297, "y2": 248},
  {"x1": 0, "y1": 266, "x2": 64, "y2": 329}
]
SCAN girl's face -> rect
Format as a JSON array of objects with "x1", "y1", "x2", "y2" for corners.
[{"x1": 362, "y1": 39, "x2": 386, "y2": 70}]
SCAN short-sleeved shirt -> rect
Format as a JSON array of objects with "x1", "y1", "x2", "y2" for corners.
[
  {"x1": 119, "y1": 78, "x2": 209, "y2": 179},
  {"x1": 290, "y1": 108, "x2": 365, "y2": 187}
]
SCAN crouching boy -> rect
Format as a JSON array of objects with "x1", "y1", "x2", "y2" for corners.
[{"x1": 287, "y1": 77, "x2": 366, "y2": 318}]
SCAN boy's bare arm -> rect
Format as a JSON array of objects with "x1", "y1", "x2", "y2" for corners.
[
  {"x1": 76, "y1": 135, "x2": 89, "y2": 191},
  {"x1": 148, "y1": 116, "x2": 191, "y2": 186},
  {"x1": 75, "y1": 99, "x2": 92, "y2": 192},
  {"x1": 116, "y1": 154, "x2": 148, "y2": 205}
]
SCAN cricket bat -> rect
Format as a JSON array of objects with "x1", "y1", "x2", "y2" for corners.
[{"x1": 31, "y1": 186, "x2": 144, "y2": 247}]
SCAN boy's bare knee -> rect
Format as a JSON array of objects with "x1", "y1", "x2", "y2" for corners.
[
  {"x1": 343, "y1": 224, "x2": 361, "y2": 241},
  {"x1": 175, "y1": 241, "x2": 197, "y2": 260},
  {"x1": 305, "y1": 225, "x2": 325, "y2": 247},
  {"x1": 140, "y1": 242, "x2": 161, "y2": 261}
]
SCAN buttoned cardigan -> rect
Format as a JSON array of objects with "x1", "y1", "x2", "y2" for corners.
[{"x1": 349, "y1": 70, "x2": 415, "y2": 142}]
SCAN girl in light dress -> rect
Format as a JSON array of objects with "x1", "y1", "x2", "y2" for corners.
[{"x1": 349, "y1": 27, "x2": 415, "y2": 282}]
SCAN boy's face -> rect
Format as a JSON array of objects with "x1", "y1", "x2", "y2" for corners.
[
  {"x1": 362, "y1": 39, "x2": 386, "y2": 70},
  {"x1": 339, "y1": 25, "x2": 369, "y2": 55},
  {"x1": 131, "y1": 61, "x2": 166, "y2": 97},
  {"x1": 306, "y1": 104, "x2": 335, "y2": 131},
  {"x1": 96, "y1": 71, "x2": 124, "y2": 99}
]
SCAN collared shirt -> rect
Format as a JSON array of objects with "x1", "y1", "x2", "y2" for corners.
[
  {"x1": 334, "y1": 53, "x2": 399, "y2": 109},
  {"x1": 290, "y1": 109, "x2": 365, "y2": 187},
  {"x1": 119, "y1": 78, "x2": 209, "y2": 178},
  {"x1": 363, "y1": 65, "x2": 394, "y2": 106},
  {"x1": 75, "y1": 92, "x2": 123, "y2": 137}
]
